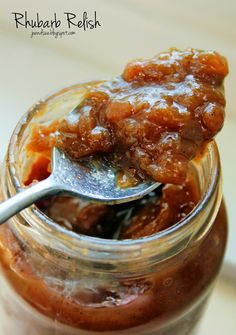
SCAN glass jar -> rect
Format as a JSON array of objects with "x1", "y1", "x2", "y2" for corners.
[{"x1": 0, "y1": 84, "x2": 227, "y2": 335}]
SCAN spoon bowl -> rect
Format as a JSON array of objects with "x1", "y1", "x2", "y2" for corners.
[
  {"x1": 52, "y1": 148, "x2": 160, "y2": 204},
  {"x1": 0, "y1": 147, "x2": 160, "y2": 224}
]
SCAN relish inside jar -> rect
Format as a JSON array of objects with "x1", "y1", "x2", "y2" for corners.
[{"x1": 0, "y1": 48, "x2": 228, "y2": 335}]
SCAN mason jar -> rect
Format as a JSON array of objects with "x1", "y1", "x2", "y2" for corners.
[{"x1": 0, "y1": 83, "x2": 227, "y2": 335}]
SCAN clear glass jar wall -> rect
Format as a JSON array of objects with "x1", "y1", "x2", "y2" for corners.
[{"x1": 0, "y1": 84, "x2": 227, "y2": 335}]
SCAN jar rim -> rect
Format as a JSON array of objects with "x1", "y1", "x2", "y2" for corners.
[{"x1": 4, "y1": 83, "x2": 222, "y2": 261}]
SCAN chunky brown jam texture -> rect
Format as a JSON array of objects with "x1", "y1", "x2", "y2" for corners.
[
  {"x1": 0, "y1": 49, "x2": 229, "y2": 332},
  {"x1": 27, "y1": 49, "x2": 228, "y2": 185},
  {"x1": 25, "y1": 48, "x2": 228, "y2": 240}
]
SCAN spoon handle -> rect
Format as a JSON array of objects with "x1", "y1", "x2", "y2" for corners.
[{"x1": 0, "y1": 177, "x2": 59, "y2": 224}]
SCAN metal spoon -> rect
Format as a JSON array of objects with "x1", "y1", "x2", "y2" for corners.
[{"x1": 0, "y1": 148, "x2": 160, "y2": 224}]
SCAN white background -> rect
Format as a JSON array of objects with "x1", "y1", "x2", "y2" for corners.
[{"x1": 0, "y1": 1, "x2": 236, "y2": 334}]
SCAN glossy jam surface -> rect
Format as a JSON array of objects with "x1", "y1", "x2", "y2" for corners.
[
  {"x1": 24, "y1": 49, "x2": 228, "y2": 240},
  {"x1": 27, "y1": 49, "x2": 228, "y2": 184}
]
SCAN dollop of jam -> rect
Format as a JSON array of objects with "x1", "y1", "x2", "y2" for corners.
[
  {"x1": 26, "y1": 48, "x2": 228, "y2": 239},
  {"x1": 27, "y1": 49, "x2": 228, "y2": 185}
]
